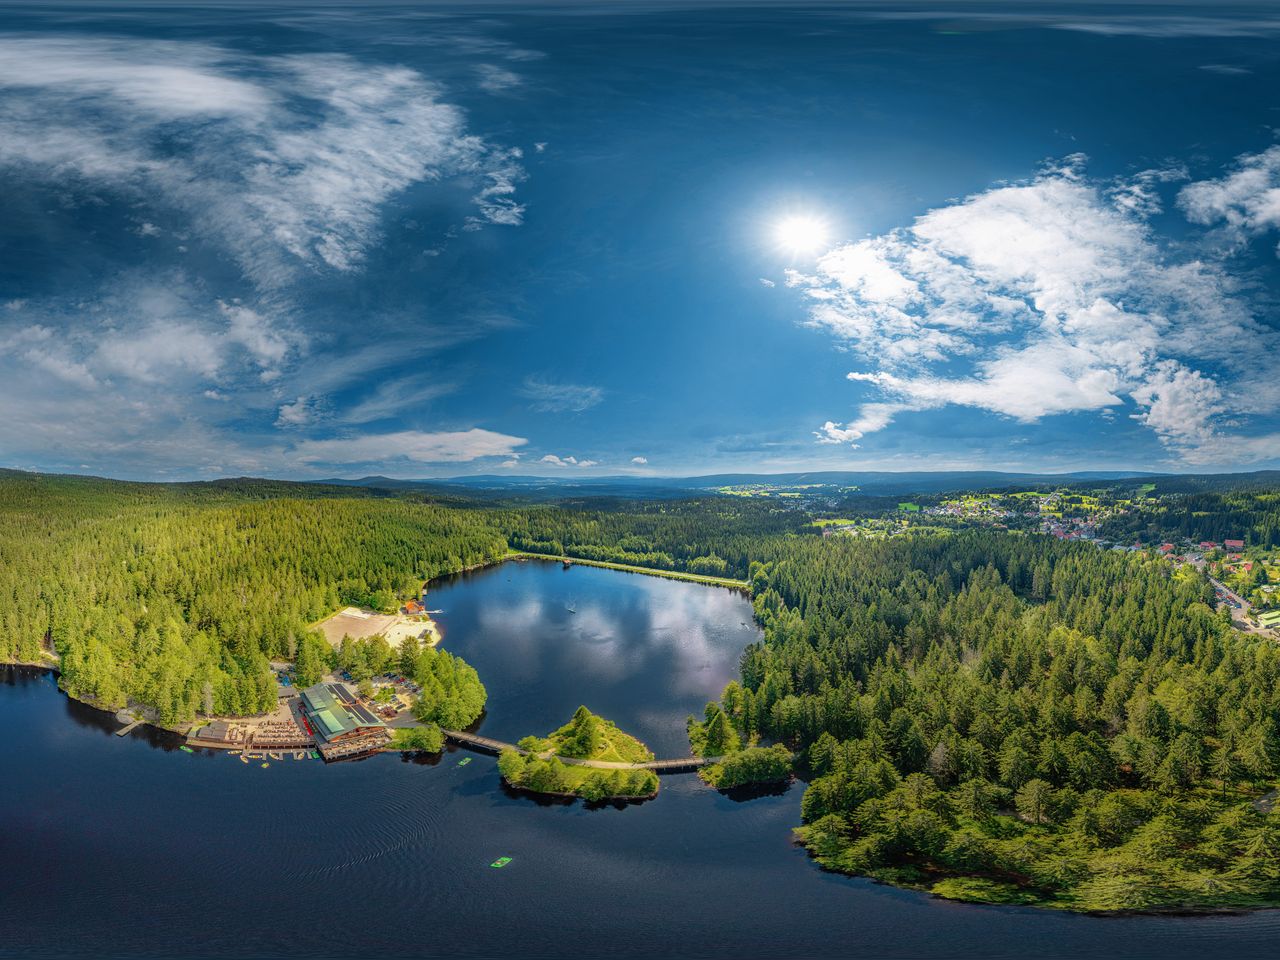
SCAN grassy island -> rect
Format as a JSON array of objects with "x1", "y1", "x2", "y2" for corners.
[{"x1": 498, "y1": 706, "x2": 659, "y2": 801}]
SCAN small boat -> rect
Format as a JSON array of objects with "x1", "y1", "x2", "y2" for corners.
[
  {"x1": 310, "y1": 750, "x2": 320, "y2": 760},
  {"x1": 240, "y1": 755, "x2": 249, "y2": 764},
  {"x1": 458, "y1": 757, "x2": 471, "y2": 766},
  {"x1": 180, "y1": 745, "x2": 194, "y2": 754},
  {"x1": 229, "y1": 750, "x2": 241, "y2": 756},
  {"x1": 260, "y1": 762, "x2": 270, "y2": 769},
  {"x1": 490, "y1": 856, "x2": 513, "y2": 869}
]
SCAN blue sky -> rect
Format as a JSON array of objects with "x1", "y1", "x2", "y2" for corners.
[{"x1": 1, "y1": 1, "x2": 1279, "y2": 479}]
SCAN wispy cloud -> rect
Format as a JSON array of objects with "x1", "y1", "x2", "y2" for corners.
[
  {"x1": 0, "y1": 33, "x2": 528, "y2": 477},
  {"x1": 294, "y1": 428, "x2": 527, "y2": 466},
  {"x1": 519, "y1": 376, "x2": 605, "y2": 413},
  {"x1": 476, "y1": 63, "x2": 523, "y2": 94},
  {"x1": 0, "y1": 36, "x2": 525, "y2": 291}
]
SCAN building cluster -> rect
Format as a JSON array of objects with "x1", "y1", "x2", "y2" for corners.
[
  {"x1": 189, "y1": 679, "x2": 391, "y2": 762},
  {"x1": 298, "y1": 682, "x2": 392, "y2": 760}
]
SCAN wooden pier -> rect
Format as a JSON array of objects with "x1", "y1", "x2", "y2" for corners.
[
  {"x1": 115, "y1": 719, "x2": 142, "y2": 737},
  {"x1": 440, "y1": 729, "x2": 721, "y2": 773}
]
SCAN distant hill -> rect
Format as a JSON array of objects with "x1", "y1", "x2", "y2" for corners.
[
  {"x1": 6, "y1": 466, "x2": 1278, "y2": 502},
  {"x1": 318, "y1": 469, "x2": 1165, "y2": 498}
]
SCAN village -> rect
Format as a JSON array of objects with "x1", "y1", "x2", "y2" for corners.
[
  {"x1": 816, "y1": 487, "x2": 1280, "y2": 640},
  {"x1": 184, "y1": 598, "x2": 439, "y2": 763}
]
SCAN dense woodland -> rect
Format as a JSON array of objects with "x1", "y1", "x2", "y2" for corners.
[
  {"x1": 6, "y1": 470, "x2": 1280, "y2": 910},
  {"x1": 1098, "y1": 490, "x2": 1280, "y2": 548},
  {"x1": 714, "y1": 532, "x2": 1280, "y2": 910},
  {"x1": 0, "y1": 473, "x2": 506, "y2": 721}
]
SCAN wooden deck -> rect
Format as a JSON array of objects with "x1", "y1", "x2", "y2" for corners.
[{"x1": 441, "y1": 729, "x2": 720, "y2": 773}]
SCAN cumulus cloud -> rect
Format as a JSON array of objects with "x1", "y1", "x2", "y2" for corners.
[
  {"x1": 539, "y1": 454, "x2": 599, "y2": 468},
  {"x1": 794, "y1": 158, "x2": 1277, "y2": 463},
  {"x1": 630, "y1": 456, "x2": 648, "y2": 465},
  {"x1": 1179, "y1": 146, "x2": 1280, "y2": 251},
  {"x1": 519, "y1": 376, "x2": 605, "y2": 413},
  {"x1": 276, "y1": 396, "x2": 326, "y2": 429}
]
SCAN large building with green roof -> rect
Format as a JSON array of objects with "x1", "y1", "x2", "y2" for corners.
[{"x1": 300, "y1": 683, "x2": 390, "y2": 760}]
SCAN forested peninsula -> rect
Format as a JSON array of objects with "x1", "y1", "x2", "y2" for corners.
[{"x1": 5, "y1": 469, "x2": 1280, "y2": 912}]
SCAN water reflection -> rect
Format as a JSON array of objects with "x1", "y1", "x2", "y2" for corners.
[{"x1": 432, "y1": 559, "x2": 760, "y2": 755}]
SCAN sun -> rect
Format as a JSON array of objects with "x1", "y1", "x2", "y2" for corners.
[{"x1": 774, "y1": 214, "x2": 831, "y2": 255}]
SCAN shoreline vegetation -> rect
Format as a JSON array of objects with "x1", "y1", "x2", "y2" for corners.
[
  {"x1": 688, "y1": 701, "x2": 793, "y2": 789},
  {"x1": 498, "y1": 706, "x2": 661, "y2": 801},
  {"x1": 504, "y1": 550, "x2": 748, "y2": 589}
]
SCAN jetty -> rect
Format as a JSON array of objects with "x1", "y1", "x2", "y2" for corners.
[
  {"x1": 115, "y1": 709, "x2": 143, "y2": 737},
  {"x1": 441, "y1": 729, "x2": 721, "y2": 773}
]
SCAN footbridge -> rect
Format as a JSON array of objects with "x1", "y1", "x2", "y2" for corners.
[{"x1": 440, "y1": 729, "x2": 721, "y2": 773}]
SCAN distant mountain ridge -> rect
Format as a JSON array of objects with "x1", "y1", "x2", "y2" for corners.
[
  {"x1": 315, "y1": 468, "x2": 1274, "y2": 499},
  {"x1": 5, "y1": 466, "x2": 1278, "y2": 500}
]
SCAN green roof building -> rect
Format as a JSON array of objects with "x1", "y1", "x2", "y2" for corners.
[{"x1": 300, "y1": 683, "x2": 389, "y2": 760}]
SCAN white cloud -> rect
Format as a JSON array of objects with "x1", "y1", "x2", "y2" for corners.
[
  {"x1": 0, "y1": 36, "x2": 525, "y2": 292},
  {"x1": 630, "y1": 456, "x2": 648, "y2": 465},
  {"x1": 1179, "y1": 146, "x2": 1280, "y2": 250},
  {"x1": 0, "y1": 34, "x2": 529, "y2": 477},
  {"x1": 539, "y1": 454, "x2": 599, "y2": 468},
  {"x1": 340, "y1": 378, "x2": 455, "y2": 425},
  {"x1": 519, "y1": 376, "x2": 605, "y2": 413},
  {"x1": 276, "y1": 396, "x2": 325, "y2": 429},
  {"x1": 794, "y1": 158, "x2": 1277, "y2": 461},
  {"x1": 476, "y1": 64, "x2": 522, "y2": 94},
  {"x1": 293, "y1": 428, "x2": 526, "y2": 465}
]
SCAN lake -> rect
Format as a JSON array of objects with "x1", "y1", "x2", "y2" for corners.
[{"x1": 3, "y1": 560, "x2": 1279, "y2": 959}]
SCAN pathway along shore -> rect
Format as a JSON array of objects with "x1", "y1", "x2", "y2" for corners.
[{"x1": 441, "y1": 728, "x2": 722, "y2": 773}]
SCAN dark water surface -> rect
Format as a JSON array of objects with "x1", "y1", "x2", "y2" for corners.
[{"x1": 4, "y1": 562, "x2": 1280, "y2": 959}]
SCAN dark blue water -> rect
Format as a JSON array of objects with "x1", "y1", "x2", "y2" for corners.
[{"x1": 4, "y1": 562, "x2": 1280, "y2": 959}]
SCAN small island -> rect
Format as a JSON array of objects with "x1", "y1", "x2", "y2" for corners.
[{"x1": 498, "y1": 706, "x2": 660, "y2": 801}]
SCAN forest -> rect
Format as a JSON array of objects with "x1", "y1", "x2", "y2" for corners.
[
  {"x1": 0, "y1": 472, "x2": 798, "y2": 722},
  {"x1": 707, "y1": 532, "x2": 1280, "y2": 910},
  {"x1": 1098, "y1": 490, "x2": 1280, "y2": 548},
  {"x1": 5, "y1": 469, "x2": 1280, "y2": 910}
]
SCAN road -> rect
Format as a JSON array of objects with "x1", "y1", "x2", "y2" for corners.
[{"x1": 1208, "y1": 576, "x2": 1274, "y2": 637}]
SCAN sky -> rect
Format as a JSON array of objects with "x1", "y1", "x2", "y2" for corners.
[{"x1": 1, "y1": 0, "x2": 1279, "y2": 480}]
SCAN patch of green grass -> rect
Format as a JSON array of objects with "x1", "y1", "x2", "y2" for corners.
[{"x1": 930, "y1": 878, "x2": 1042, "y2": 906}]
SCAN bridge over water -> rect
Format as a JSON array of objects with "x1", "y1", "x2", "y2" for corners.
[{"x1": 441, "y1": 729, "x2": 721, "y2": 773}]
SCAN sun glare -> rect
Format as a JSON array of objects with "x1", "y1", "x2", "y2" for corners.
[{"x1": 774, "y1": 214, "x2": 831, "y2": 255}]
